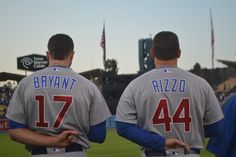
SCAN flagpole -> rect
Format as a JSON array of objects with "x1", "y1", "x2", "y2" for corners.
[
  {"x1": 210, "y1": 9, "x2": 215, "y2": 86},
  {"x1": 210, "y1": 9, "x2": 214, "y2": 70},
  {"x1": 103, "y1": 22, "x2": 106, "y2": 71}
]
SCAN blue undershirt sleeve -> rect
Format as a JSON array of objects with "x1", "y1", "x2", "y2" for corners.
[
  {"x1": 116, "y1": 121, "x2": 165, "y2": 150},
  {"x1": 204, "y1": 120, "x2": 222, "y2": 137},
  {"x1": 87, "y1": 121, "x2": 106, "y2": 143},
  {"x1": 9, "y1": 120, "x2": 27, "y2": 129}
]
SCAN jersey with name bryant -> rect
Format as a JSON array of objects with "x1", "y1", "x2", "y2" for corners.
[{"x1": 6, "y1": 66, "x2": 111, "y2": 148}]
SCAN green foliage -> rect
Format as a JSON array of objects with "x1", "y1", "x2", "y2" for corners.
[{"x1": 105, "y1": 59, "x2": 118, "y2": 74}]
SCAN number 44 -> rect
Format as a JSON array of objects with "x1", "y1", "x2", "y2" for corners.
[{"x1": 152, "y1": 98, "x2": 192, "y2": 132}]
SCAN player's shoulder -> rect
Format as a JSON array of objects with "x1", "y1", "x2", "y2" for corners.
[
  {"x1": 128, "y1": 69, "x2": 152, "y2": 85},
  {"x1": 180, "y1": 68, "x2": 210, "y2": 85},
  {"x1": 77, "y1": 73, "x2": 96, "y2": 85},
  {"x1": 17, "y1": 70, "x2": 39, "y2": 87},
  {"x1": 125, "y1": 69, "x2": 160, "y2": 90},
  {"x1": 68, "y1": 70, "x2": 100, "y2": 90}
]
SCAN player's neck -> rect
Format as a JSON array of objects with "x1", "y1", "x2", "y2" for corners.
[
  {"x1": 154, "y1": 58, "x2": 178, "y2": 68},
  {"x1": 49, "y1": 59, "x2": 71, "y2": 68}
]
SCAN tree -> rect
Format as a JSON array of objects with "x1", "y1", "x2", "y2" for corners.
[
  {"x1": 190, "y1": 62, "x2": 201, "y2": 75},
  {"x1": 193, "y1": 62, "x2": 201, "y2": 71},
  {"x1": 105, "y1": 59, "x2": 119, "y2": 74}
]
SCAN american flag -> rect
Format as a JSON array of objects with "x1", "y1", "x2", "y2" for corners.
[{"x1": 100, "y1": 24, "x2": 106, "y2": 69}]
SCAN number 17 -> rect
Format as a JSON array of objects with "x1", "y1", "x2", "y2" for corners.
[{"x1": 35, "y1": 95, "x2": 73, "y2": 128}]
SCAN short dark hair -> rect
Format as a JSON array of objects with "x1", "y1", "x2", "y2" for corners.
[
  {"x1": 47, "y1": 34, "x2": 74, "y2": 60},
  {"x1": 152, "y1": 31, "x2": 180, "y2": 60}
]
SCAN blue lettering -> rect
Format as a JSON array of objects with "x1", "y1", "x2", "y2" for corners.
[
  {"x1": 49, "y1": 76, "x2": 54, "y2": 88},
  {"x1": 62, "y1": 77, "x2": 70, "y2": 89},
  {"x1": 172, "y1": 79, "x2": 177, "y2": 92},
  {"x1": 159, "y1": 80, "x2": 163, "y2": 92},
  {"x1": 33, "y1": 77, "x2": 40, "y2": 88},
  {"x1": 152, "y1": 80, "x2": 160, "y2": 93},
  {"x1": 41, "y1": 76, "x2": 47, "y2": 88},
  {"x1": 151, "y1": 78, "x2": 186, "y2": 93},
  {"x1": 164, "y1": 79, "x2": 169, "y2": 92},
  {"x1": 32, "y1": 75, "x2": 77, "y2": 91},
  {"x1": 69, "y1": 79, "x2": 77, "y2": 91},
  {"x1": 54, "y1": 76, "x2": 60, "y2": 88},
  {"x1": 179, "y1": 80, "x2": 186, "y2": 92}
]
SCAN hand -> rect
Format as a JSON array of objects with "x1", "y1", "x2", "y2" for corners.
[
  {"x1": 164, "y1": 138, "x2": 189, "y2": 150},
  {"x1": 53, "y1": 130, "x2": 78, "y2": 148}
]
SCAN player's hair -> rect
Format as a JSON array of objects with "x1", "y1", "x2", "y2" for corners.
[
  {"x1": 152, "y1": 31, "x2": 180, "y2": 60},
  {"x1": 47, "y1": 34, "x2": 74, "y2": 60}
]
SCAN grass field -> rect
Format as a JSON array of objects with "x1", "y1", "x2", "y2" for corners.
[{"x1": 0, "y1": 129, "x2": 213, "y2": 157}]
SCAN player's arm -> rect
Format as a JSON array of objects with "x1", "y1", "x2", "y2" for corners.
[
  {"x1": 206, "y1": 120, "x2": 230, "y2": 157},
  {"x1": 8, "y1": 120, "x2": 78, "y2": 148},
  {"x1": 87, "y1": 121, "x2": 107, "y2": 143},
  {"x1": 116, "y1": 121, "x2": 188, "y2": 150},
  {"x1": 204, "y1": 120, "x2": 222, "y2": 137}
]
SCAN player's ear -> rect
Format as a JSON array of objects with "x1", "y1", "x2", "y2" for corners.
[
  {"x1": 46, "y1": 51, "x2": 51, "y2": 60},
  {"x1": 177, "y1": 49, "x2": 181, "y2": 58},
  {"x1": 68, "y1": 51, "x2": 74, "y2": 67},
  {"x1": 150, "y1": 48, "x2": 155, "y2": 58},
  {"x1": 69, "y1": 51, "x2": 75, "y2": 60}
]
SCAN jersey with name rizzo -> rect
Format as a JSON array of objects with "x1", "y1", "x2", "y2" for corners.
[
  {"x1": 116, "y1": 67, "x2": 223, "y2": 149},
  {"x1": 6, "y1": 66, "x2": 111, "y2": 148}
]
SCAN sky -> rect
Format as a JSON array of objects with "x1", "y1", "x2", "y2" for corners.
[{"x1": 0, "y1": 0, "x2": 236, "y2": 75}]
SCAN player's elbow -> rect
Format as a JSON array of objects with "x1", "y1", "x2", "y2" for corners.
[
  {"x1": 87, "y1": 121, "x2": 107, "y2": 143},
  {"x1": 8, "y1": 129, "x2": 16, "y2": 141},
  {"x1": 8, "y1": 129, "x2": 23, "y2": 143}
]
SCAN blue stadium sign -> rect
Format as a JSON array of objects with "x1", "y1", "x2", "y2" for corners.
[{"x1": 17, "y1": 54, "x2": 49, "y2": 71}]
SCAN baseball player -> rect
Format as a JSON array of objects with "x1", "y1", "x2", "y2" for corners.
[
  {"x1": 115, "y1": 31, "x2": 224, "y2": 157},
  {"x1": 207, "y1": 88, "x2": 236, "y2": 157},
  {"x1": 6, "y1": 34, "x2": 111, "y2": 157}
]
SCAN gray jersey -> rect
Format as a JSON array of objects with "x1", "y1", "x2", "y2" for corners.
[
  {"x1": 116, "y1": 67, "x2": 223, "y2": 149},
  {"x1": 6, "y1": 66, "x2": 111, "y2": 148}
]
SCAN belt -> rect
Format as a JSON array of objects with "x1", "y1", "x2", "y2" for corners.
[
  {"x1": 184, "y1": 148, "x2": 200, "y2": 154},
  {"x1": 31, "y1": 143, "x2": 83, "y2": 155},
  {"x1": 145, "y1": 148, "x2": 200, "y2": 156}
]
